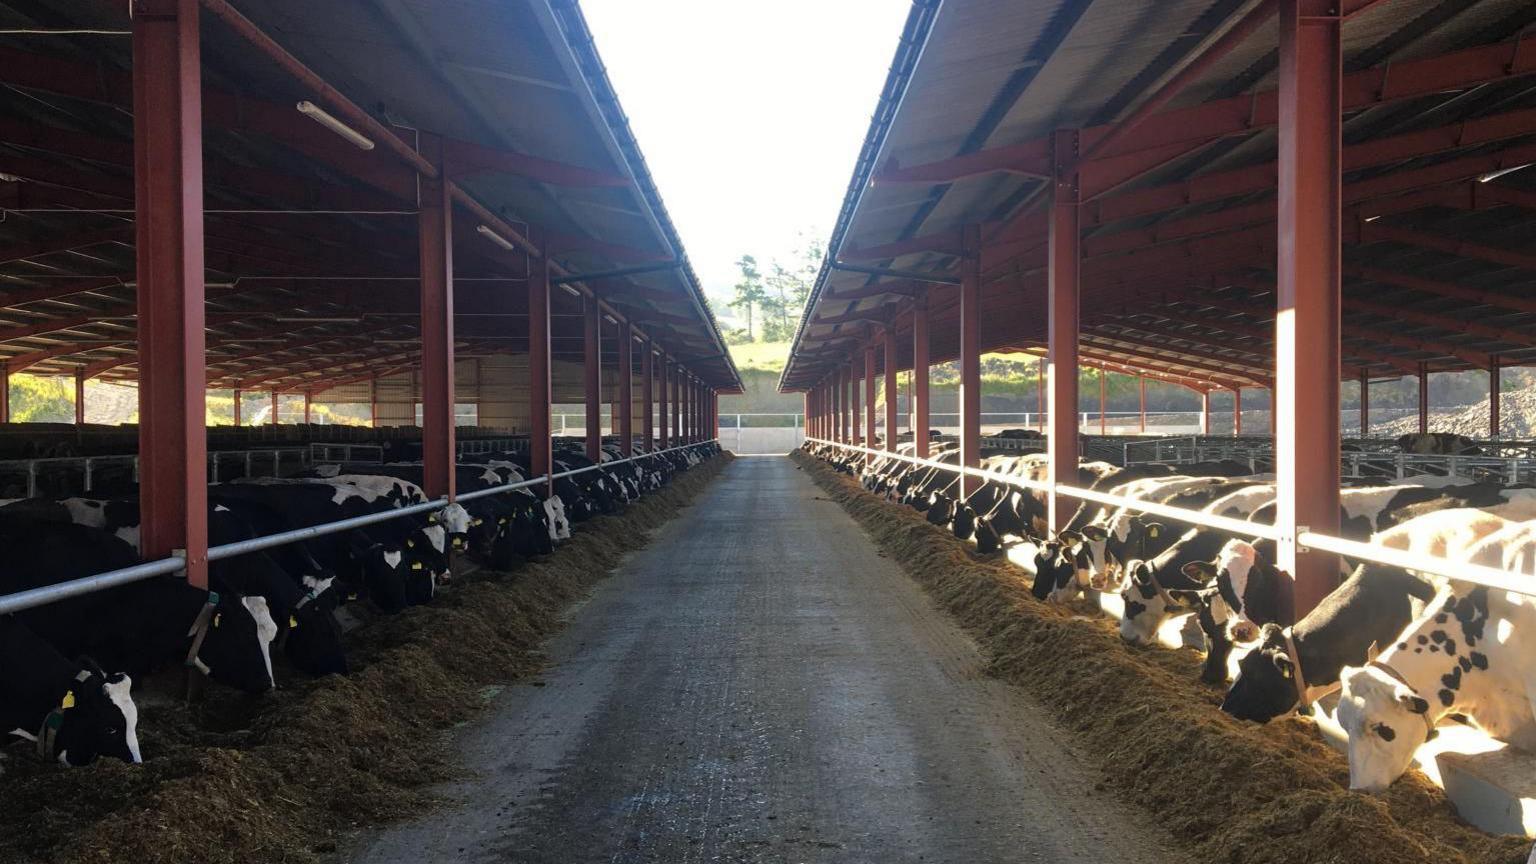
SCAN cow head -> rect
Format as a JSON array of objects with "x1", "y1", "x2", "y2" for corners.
[
  {"x1": 926, "y1": 492, "x2": 956, "y2": 525},
  {"x1": 49, "y1": 661, "x2": 141, "y2": 766},
  {"x1": 1031, "y1": 540, "x2": 1077, "y2": 602},
  {"x1": 1118, "y1": 561, "x2": 1186, "y2": 645},
  {"x1": 974, "y1": 516, "x2": 1001, "y2": 555},
  {"x1": 1221, "y1": 624, "x2": 1301, "y2": 722},
  {"x1": 192, "y1": 593, "x2": 279, "y2": 694},
  {"x1": 1166, "y1": 584, "x2": 1234, "y2": 685},
  {"x1": 434, "y1": 503, "x2": 473, "y2": 552},
  {"x1": 284, "y1": 582, "x2": 348, "y2": 677},
  {"x1": 1100, "y1": 516, "x2": 1165, "y2": 590},
  {"x1": 951, "y1": 503, "x2": 977, "y2": 540},
  {"x1": 1337, "y1": 664, "x2": 1435, "y2": 792}
]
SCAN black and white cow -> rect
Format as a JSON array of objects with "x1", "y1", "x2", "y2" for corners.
[
  {"x1": 1116, "y1": 485, "x2": 1277, "y2": 644},
  {"x1": 1337, "y1": 518, "x2": 1536, "y2": 792},
  {"x1": 1396, "y1": 432, "x2": 1482, "y2": 456},
  {"x1": 1, "y1": 617, "x2": 141, "y2": 767},
  {"x1": 0, "y1": 518, "x2": 279, "y2": 694},
  {"x1": 1221, "y1": 560, "x2": 1438, "y2": 723}
]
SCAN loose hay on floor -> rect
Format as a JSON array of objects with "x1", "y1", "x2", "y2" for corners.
[
  {"x1": 792, "y1": 450, "x2": 1529, "y2": 864},
  {"x1": 0, "y1": 454, "x2": 732, "y2": 864}
]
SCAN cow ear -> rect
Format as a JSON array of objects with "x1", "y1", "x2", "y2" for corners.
[
  {"x1": 1181, "y1": 561, "x2": 1218, "y2": 582},
  {"x1": 1143, "y1": 522, "x2": 1163, "y2": 539},
  {"x1": 1165, "y1": 589, "x2": 1208, "y2": 609},
  {"x1": 1272, "y1": 652, "x2": 1295, "y2": 679},
  {"x1": 1365, "y1": 641, "x2": 1381, "y2": 663},
  {"x1": 1259, "y1": 623, "x2": 1286, "y2": 649},
  {"x1": 1058, "y1": 529, "x2": 1084, "y2": 546},
  {"x1": 1081, "y1": 525, "x2": 1108, "y2": 542},
  {"x1": 1399, "y1": 693, "x2": 1430, "y2": 715}
]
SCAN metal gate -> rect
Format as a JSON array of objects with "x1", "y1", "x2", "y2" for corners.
[{"x1": 720, "y1": 414, "x2": 804, "y2": 454}]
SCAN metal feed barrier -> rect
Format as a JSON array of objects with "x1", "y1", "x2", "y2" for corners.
[
  {"x1": 1123, "y1": 435, "x2": 1536, "y2": 482},
  {"x1": 0, "y1": 440, "x2": 721, "y2": 616},
  {"x1": 0, "y1": 448, "x2": 311, "y2": 498},
  {"x1": 806, "y1": 437, "x2": 1536, "y2": 600}
]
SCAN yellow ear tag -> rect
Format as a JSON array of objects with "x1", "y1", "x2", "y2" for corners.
[
  {"x1": 472, "y1": 518, "x2": 484, "y2": 527},
  {"x1": 213, "y1": 613, "x2": 222, "y2": 628},
  {"x1": 1147, "y1": 526, "x2": 1160, "y2": 538},
  {"x1": 410, "y1": 562, "x2": 423, "y2": 570},
  {"x1": 289, "y1": 615, "x2": 299, "y2": 628},
  {"x1": 406, "y1": 540, "x2": 415, "y2": 549},
  {"x1": 61, "y1": 691, "x2": 76, "y2": 710}
]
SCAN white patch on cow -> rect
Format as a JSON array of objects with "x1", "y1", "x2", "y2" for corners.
[
  {"x1": 422, "y1": 524, "x2": 446, "y2": 554},
  {"x1": 9, "y1": 728, "x2": 37, "y2": 742},
  {"x1": 1213, "y1": 540, "x2": 1259, "y2": 631},
  {"x1": 1339, "y1": 485, "x2": 1420, "y2": 525},
  {"x1": 115, "y1": 525, "x2": 141, "y2": 552},
  {"x1": 437, "y1": 503, "x2": 471, "y2": 537},
  {"x1": 478, "y1": 467, "x2": 500, "y2": 486},
  {"x1": 383, "y1": 550, "x2": 402, "y2": 570},
  {"x1": 103, "y1": 676, "x2": 141, "y2": 764},
  {"x1": 213, "y1": 504, "x2": 230, "y2": 513},
  {"x1": 301, "y1": 574, "x2": 335, "y2": 597},
  {"x1": 241, "y1": 596, "x2": 279, "y2": 688},
  {"x1": 62, "y1": 498, "x2": 109, "y2": 528},
  {"x1": 314, "y1": 464, "x2": 342, "y2": 478}
]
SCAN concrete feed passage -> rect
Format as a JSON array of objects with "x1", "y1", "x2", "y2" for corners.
[{"x1": 349, "y1": 457, "x2": 1185, "y2": 863}]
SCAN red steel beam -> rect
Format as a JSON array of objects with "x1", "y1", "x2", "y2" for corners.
[
  {"x1": 1081, "y1": 333, "x2": 1272, "y2": 386},
  {"x1": 1276, "y1": 0, "x2": 1341, "y2": 617},
  {"x1": 418, "y1": 135, "x2": 456, "y2": 500},
  {"x1": 529, "y1": 237, "x2": 553, "y2": 489},
  {"x1": 1072, "y1": 0, "x2": 1277, "y2": 170},
  {"x1": 134, "y1": 0, "x2": 208, "y2": 588},
  {"x1": 444, "y1": 136, "x2": 628, "y2": 188},
  {"x1": 619, "y1": 322, "x2": 634, "y2": 451},
  {"x1": 884, "y1": 328, "x2": 898, "y2": 452},
  {"x1": 641, "y1": 336, "x2": 654, "y2": 451},
  {"x1": 864, "y1": 342, "x2": 877, "y2": 456},
  {"x1": 1047, "y1": 131, "x2": 1081, "y2": 530},
  {"x1": 584, "y1": 298, "x2": 602, "y2": 460},
  {"x1": 959, "y1": 225, "x2": 982, "y2": 498},
  {"x1": 912, "y1": 297, "x2": 930, "y2": 457},
  {"x1": 881, "y1": 34, "x2": 1536, "y2": 192},
  {"x1": 1344, "y1": 264, "x2": 1536, "y2": 318},
  {"x1": 0, "y1": 229, "x2": 131, "y2": 268}
]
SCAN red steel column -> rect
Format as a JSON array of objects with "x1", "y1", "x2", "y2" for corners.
[
  {"x1": 1417, "y1": 364, "x2": 1429, "y2": 433},
  {"x1": 840, "y1": 366, "x2": 850, "y2": 444},
  {"x1": 618, "y1": 323, "x2": 634, "y2": 453},
  {"x1": 1098, "y1": 369, "x2": 1107, "y2": 435},
  {"x1": 1047, "y1": 130, "x2": 1081, "y2": 531},
  {"x1": 0, "y1": 366, "x2": 9, "y2": 423},
  {"x1": 659, "y1": 359, "x2": 670, "y2": 449},
  {"x1": 528, "y1": 240, "x2": 553, "y2": 491},
  {"x1": 912, "y1": 298, "x2": 930, "y2": 458},
  {"x1": 1200, "y1": 391, "x2": 1211, "y2": 435},
  {"x1": 641, "y1": 338, "x2": 654, "y2": 451},
  {"x1": 1358, "y1": 371, "x2": 1369, "y2": 437},
  {"x1": 1138, "y1": 376, "x2": 1146, "y2": 433},
  {"x1": 1233, "y1": 387, "x2": 1242, "y2": 437},
  {"x1": 134, "y1": 0, "x2": 207, "y2": 586},
  {"x1": 959, "y1": 224, "x2": 982, "y2": 498},
  {"x1": 418, "y1": 134, "x2": 455, "y2": 500},
  {"x1": 864, "y1": 343, "x2": 877, "y2": 457},
  {"x1": 1490, "y1": 357, "x2": 1501, "y2": 440},
  {"x1": 1037, "y1": 356, "x2": 1046, "y2": 432},
  {"x1": 1277, "y1": 0, "x2": 1342, "y2": 616},
  {"x1": 850, "y1": 361, "x2": 862, "y2": 446},
  {"x1": 671, "y1": 363, "x2": 682, "y2": 443},
  {"x1": 302, "y1": 392, "x2": 311, "y2": 425},
  {"x1": 583, "y1": 298, "x2": 601, "y2": 461},
  {"x1": 884, "y1": 329, "x2": 898, "y2": 451},
  {"x1": 73, "y1": 365, "x2": 85, "y2": 424},
  {"x1": 232, "y1": 387, "x2": 242, "y2": 426}
]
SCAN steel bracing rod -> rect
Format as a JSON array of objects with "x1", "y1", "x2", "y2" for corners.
[
  {"x1": 550, "y1": 260, "x2": 681, "y2": 285},
  {"x1": 830, "y1": 262, "x2": 961, "y2": 286}
]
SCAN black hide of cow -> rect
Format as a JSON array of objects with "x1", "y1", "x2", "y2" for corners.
[{"x1": 0, "y1": 618, "x2": 140, "y2": 766}]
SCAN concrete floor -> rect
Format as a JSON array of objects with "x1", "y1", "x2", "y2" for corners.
[{"x1": 346, "y1": 456, "x2": 1189, "y2": 864}]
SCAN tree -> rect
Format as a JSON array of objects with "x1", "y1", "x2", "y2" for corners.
[{"x1": 729, "y1": 255, "x2": 767, "y2": 340}]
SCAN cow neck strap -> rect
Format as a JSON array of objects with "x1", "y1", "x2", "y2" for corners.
[
  {"x1": 36, "y1": 670, "x2": 90, "y2": 762},
  {"x1": 184, "y1": 592, "x2": 220, "y2": 675},
  {"x1": 1282, "y1": 627, "x2": 1311, "y2": 711},
  {"x1": 1368, "y1": 659, "x2": 1438, "y2": 739}
]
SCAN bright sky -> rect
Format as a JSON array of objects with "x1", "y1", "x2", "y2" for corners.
[{"x1": 580, "y1": 0, "x2": 912, "y2": 313}]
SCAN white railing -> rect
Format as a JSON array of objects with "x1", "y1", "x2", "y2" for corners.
[
  {"x1": 805, "y1": 437, "x2": 1536, "y2": 599},
  {"x1": 0, "y1": 440, "x2": 721, "y2": 616}
]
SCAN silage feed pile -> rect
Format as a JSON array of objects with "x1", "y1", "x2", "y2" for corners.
[
  {"x1": 0, "y1": 454, "x2": 732, "y2": 864},
  {"x1": 791, "y1": 451, "x2": 1529, "y2": 864}
]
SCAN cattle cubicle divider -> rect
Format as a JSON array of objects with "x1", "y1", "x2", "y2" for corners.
[
  {"x1": 805, "y1": 437, "x2": 1536, "y2": 600},
  {"x1": 0, "y1": 439, "x2": 722, "y2": 616}
]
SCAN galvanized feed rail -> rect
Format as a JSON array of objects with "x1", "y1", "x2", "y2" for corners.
[
  {"x1": 0, "y1": 440, "x2": 719, "y2": 615},
  {"x1": 806, "y1": 437, "x2": 1536, "y2": 599}
]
